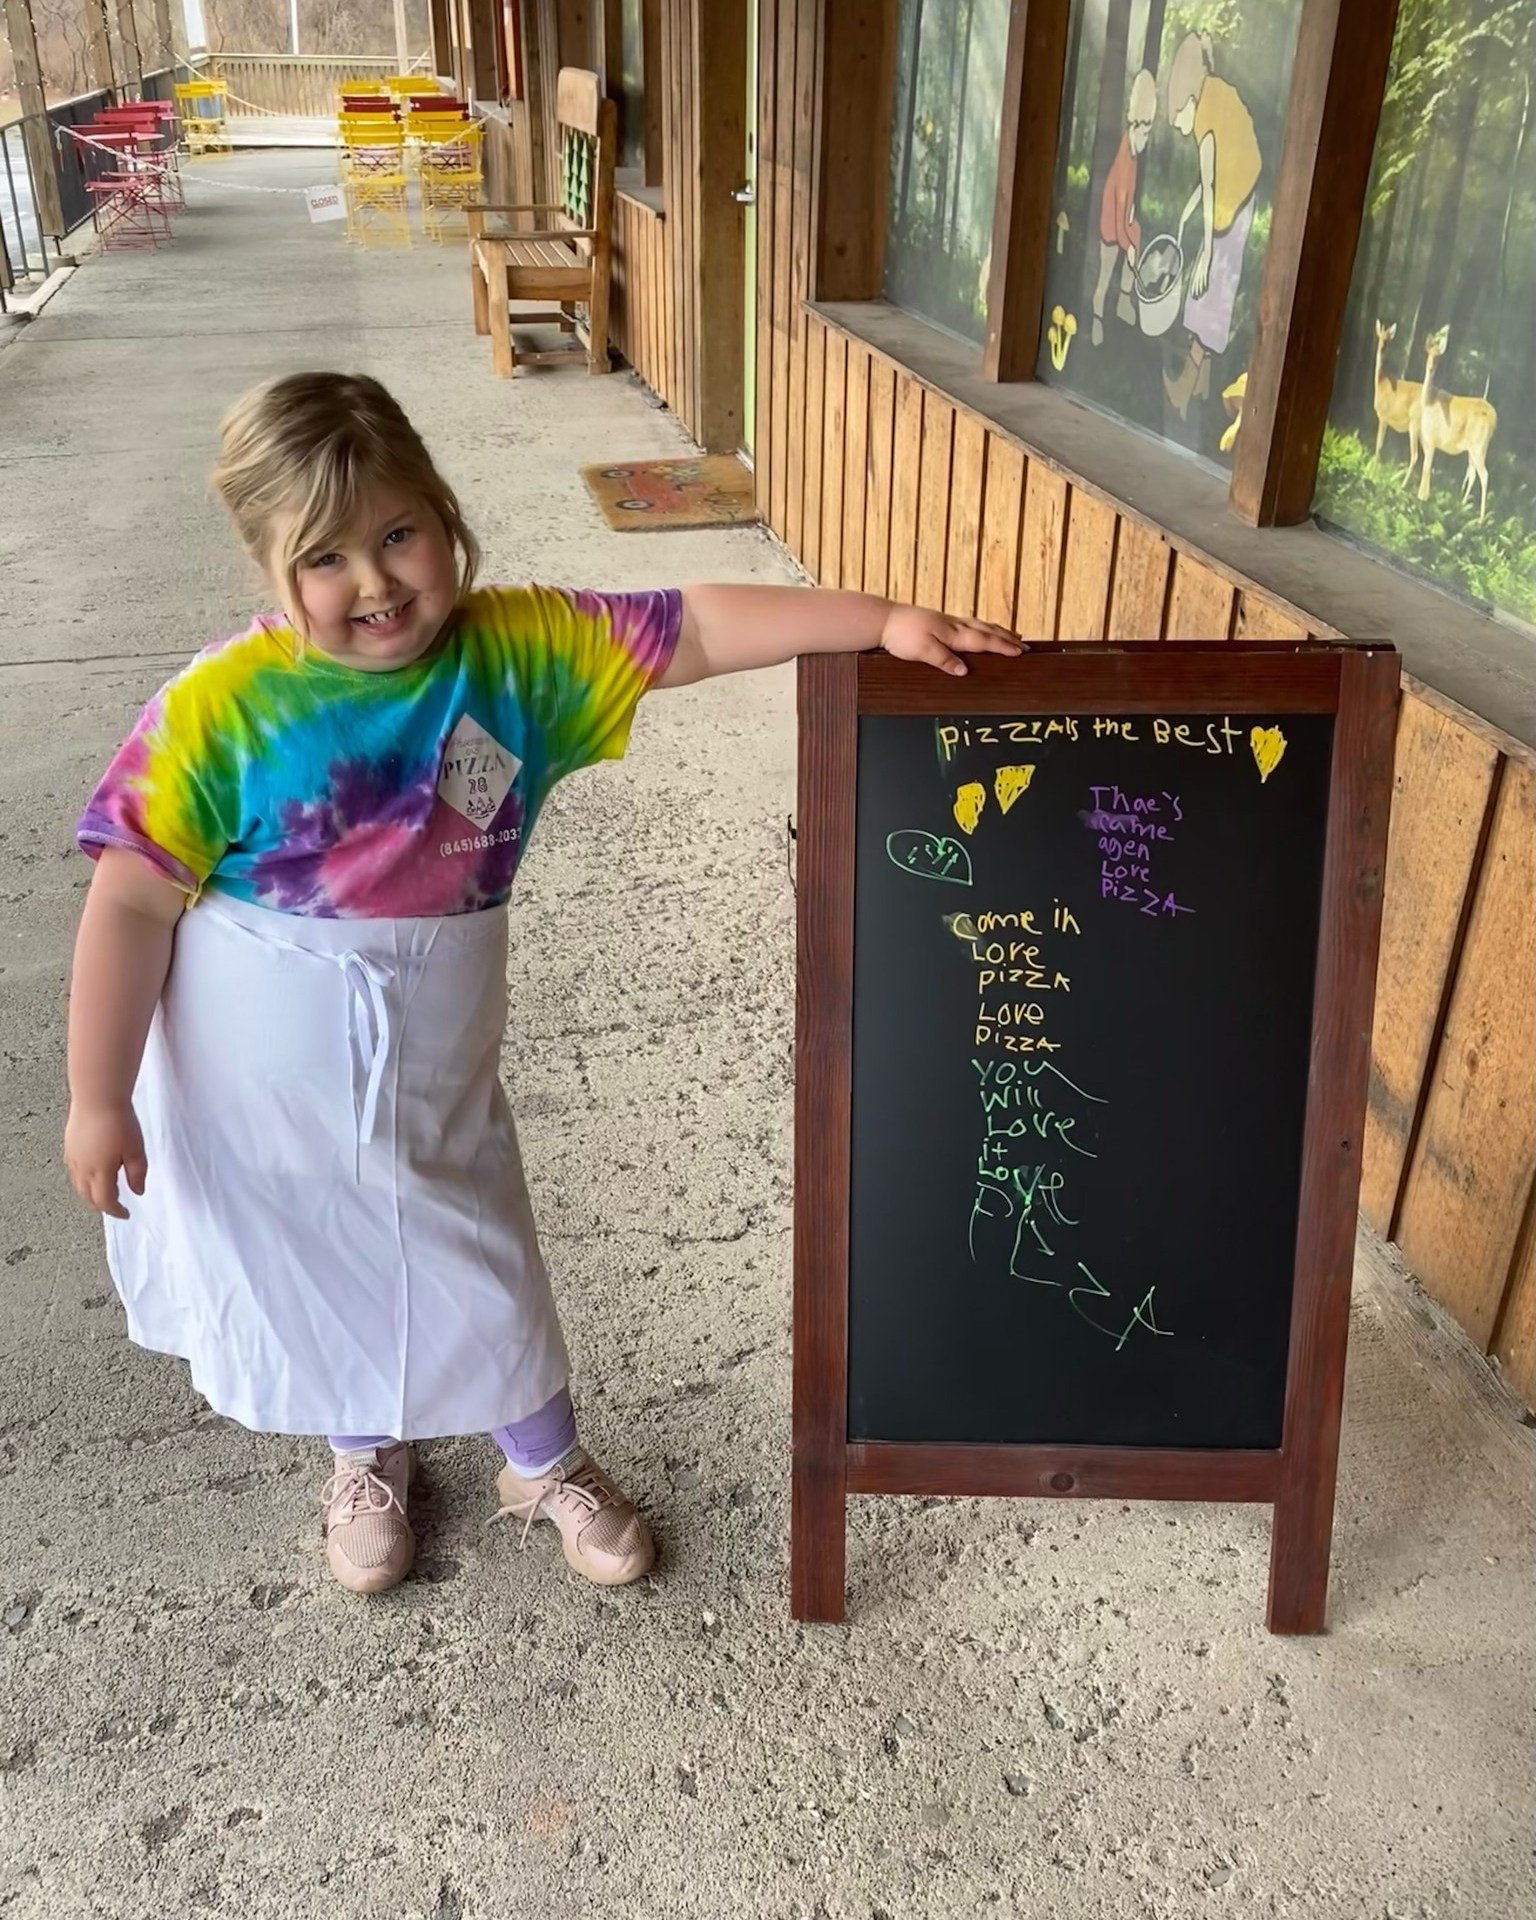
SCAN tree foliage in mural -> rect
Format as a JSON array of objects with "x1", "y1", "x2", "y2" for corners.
[
  {"x1": 1315, "y1": 0, "x2": 1536, "y2": 629},
  {"x1": 883, "y1": 0, "x2": 1011, "y2": 346},
  {"x1": 1035, "y1": 0, "x2": 1301, "y2": 470}
]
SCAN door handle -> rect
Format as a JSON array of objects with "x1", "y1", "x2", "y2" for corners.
[{"x1": 731, "y1": 184, "x2": 755, "y2": 205}]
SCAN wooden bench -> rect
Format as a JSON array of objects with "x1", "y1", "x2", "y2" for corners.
[{"x1": 468, "y1": 68, "x2": 616, "y2": 378}]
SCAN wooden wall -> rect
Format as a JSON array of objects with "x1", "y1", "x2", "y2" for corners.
[
  {"x1": 482, "y1": 0, "x2": 1536, "y2": 1410},
  {"x1": 1363, "y1": 705, "x2": 1536, "y2": 1404},
  {"x1": 493, "y1": 2, "x2": 706, "y2": 441},
  {"x1": 752, "y1": 0, "x2": 1536, "y2": 1408}
]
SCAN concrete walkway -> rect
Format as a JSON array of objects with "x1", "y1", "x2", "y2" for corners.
[{"x1": 1, "y1": 151, "x2": 1532, "y2": 1920}]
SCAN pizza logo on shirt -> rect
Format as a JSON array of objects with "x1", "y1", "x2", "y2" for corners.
[{"x1": 437, "y1": 715, "x2": 522, "y2": 828}]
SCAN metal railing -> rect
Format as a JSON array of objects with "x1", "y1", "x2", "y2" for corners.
[
  {"x1": 0, "y1": 54, "x2": 429, "y2": 300},
  {"x1": 1, "y1": 68, "x2": 182, "y2": 291}
]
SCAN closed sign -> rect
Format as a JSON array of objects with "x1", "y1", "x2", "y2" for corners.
[{"x1": 306, "y1": 185, "x2": 346, "y2": 224}]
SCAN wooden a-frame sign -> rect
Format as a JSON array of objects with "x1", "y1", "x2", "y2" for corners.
[{"x1": 791, "y1": 642, "x2": 1398, "y2": 1634}]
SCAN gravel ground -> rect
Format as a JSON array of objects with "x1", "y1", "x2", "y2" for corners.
[{"x1": 1, "y1": 151, "x2": 1532, "y2": 1920}]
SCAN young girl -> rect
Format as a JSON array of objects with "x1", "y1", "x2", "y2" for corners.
[{"x1": 65, "y1": 371, "x2": 1019, "y2": 1596}]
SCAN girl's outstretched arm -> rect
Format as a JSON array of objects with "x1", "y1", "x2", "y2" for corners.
[
  {"x1": 657, "y1": 585, "x2": 1023, "y2": 689},
  {"x1": 65, "y1": 851, "x2": 186, "y2": 1219}
]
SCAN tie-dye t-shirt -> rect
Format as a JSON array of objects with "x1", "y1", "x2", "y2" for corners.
[{"x1": 77, "y1": 584, "x2": 681, "y2": 919}]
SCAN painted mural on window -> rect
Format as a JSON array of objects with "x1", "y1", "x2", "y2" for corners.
[
  {"x1": 884, "y1": 0, "x2": 1012, "y2": 346},
  {"x1": 1314, "y1": 1, "x2": 1535, "y2": 630},
  {"x1": 1035, "y1": 0, "x2": 1302, "y2": 468}
]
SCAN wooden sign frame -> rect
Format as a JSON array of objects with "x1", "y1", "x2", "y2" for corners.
[{"x1": 792, "y1": 642, "x2": 1399, "y2": 1634}]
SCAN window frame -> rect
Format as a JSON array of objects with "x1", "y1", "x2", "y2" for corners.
[
  {"x1": 812, "y1": 0, "x2": 1405, "y2": 531},
  {"x1": 604, "y1": 0, "x2": 663, "y2": 190}
]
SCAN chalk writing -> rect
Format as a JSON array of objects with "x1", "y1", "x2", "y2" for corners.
[
  {"x1": 938, "y1": 717, "x2": 1080, "y2": 761},
  {"x1": 966, "y1": 1051, "x2": 1172, "y2": 1351},
  {"x1": 1082, "y1": 785, "x2": 1195, "y2": 919},
  {"x1": 935, "y1": 714, "x2": 1245, "y2": 764}
]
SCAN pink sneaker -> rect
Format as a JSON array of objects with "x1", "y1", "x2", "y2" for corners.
[
  {"x1": 320, "y1": 1444, "x2": 415, "y2": 1595},
  {"x1": 495, "y1": 1447, "x2": 655, "y2": 1587}
]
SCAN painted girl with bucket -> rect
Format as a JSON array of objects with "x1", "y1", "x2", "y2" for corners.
[
  {"x1": 64, "y1": 372, "x2": 1021, "y2": 1596},
  {"x1": 1164, "y1": 32, "x2": 1262, "y2": 419}
]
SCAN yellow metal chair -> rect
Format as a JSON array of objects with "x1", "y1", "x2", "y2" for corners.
[
  {"x1": 418, "y1": 121, "x2": 483, "y2": 241},
  {"x1": 174, "y1": 79, "x2": 231, "y2": 158},
  {"x1": 339, "y1": 122, "x2": 411, "y2": 247}
]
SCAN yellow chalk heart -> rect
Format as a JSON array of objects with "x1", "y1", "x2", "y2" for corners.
[
  {"x1": 1251, "y1": 725, "x2": 1288, "y2": 784},
  {"x1": 954, "y1": 782, "x2": 986, "y2": 835}
]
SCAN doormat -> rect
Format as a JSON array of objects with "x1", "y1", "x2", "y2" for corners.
[{"x1": 580, "y1": 456, "x2": 758, "y2": 531}]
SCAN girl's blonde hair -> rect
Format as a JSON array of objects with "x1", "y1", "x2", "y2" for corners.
[{"x1": 210, "y1": 372, "x2": 480, "y2": 634}]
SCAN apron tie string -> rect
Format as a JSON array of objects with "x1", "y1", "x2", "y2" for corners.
[
  {"x1": 341, "y1": 953, "x2": 394, "y2": 1161},
  {"x1": 198, "y1": 901, "x2": 399, "y2": 1178}
]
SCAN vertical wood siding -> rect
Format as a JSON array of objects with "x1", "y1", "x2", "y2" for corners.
[
  {"x1": 750, "y1": 6, "x2": 1535, "y2": 1408},
  {"x1": 491, "y1": 0, "x2": 1536, "y2": 1411}
]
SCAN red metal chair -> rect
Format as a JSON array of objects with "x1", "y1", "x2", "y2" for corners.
[{"x1": 86, "y1": 169, "x2": 173, "y2": 249}]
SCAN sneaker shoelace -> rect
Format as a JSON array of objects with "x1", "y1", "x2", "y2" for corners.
[
  {"x1": 320, "y1": 1461, "x2": 404, "y2": 1524},
  {"x1": 506, "y1": 1458, "x2": 616, "y2": 1552}
]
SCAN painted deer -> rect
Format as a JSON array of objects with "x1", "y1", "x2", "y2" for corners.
[
  {"x1": 1372, "y1": 319, "x2": 1421, "y2": 479},
  {"x1": 1418, "y1": 325, "x2": 1498, "y2": 521}
]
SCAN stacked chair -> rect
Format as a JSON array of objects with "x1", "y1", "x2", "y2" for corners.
[
  {"x1": 338, "y1": 109, "x2": 411, "y2": 247},
  {"x1": 333, "y1": 83, "x2": 480, "y2": 246},
  {"x1": 409, "y1": 103, "x2": 483, "y2": 241},
  {"x1": 76, "y1": 101, "x2": 184, "y2": 251},
  {"x1": 173, "y1": 78, "x2": 231, "y2": 157}
]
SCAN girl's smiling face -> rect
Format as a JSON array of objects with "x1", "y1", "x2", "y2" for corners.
[{"x1": 280, "y1": 488, "x2": 460, "y2": 671}]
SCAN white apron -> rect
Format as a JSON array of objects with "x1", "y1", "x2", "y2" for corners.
[{"x1": 105, "y1": 893, "x2": 569, "y2": 1439}]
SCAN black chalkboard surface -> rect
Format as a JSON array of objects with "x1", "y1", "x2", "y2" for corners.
[
  {"x1": 791, "y1": 643, "x2": 1399, "y2": 1632},
  {"x1": 848, "y1": 711, "x2": 1334, "y2": 1452}
]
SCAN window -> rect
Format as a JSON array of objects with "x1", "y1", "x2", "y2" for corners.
[
  {"x1": 1314, "y1": 0, "x2": 1535, "y2": 632},
  {"x1": 620, "y1": 0, "x2": 646, "y2": 173},
  {"x1": 883, "y1": 0, "x2": 1011, "y2": 346},
  {"x1": 1034, "y1": 0, "x2": 1303, "y2": 470}
]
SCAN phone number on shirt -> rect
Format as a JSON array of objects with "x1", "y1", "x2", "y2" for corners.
[{"x1": 440, "y1": 826, "x2": 522, "y2": 858}]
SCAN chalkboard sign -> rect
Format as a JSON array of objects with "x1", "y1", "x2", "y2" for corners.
[{"x1": 793, "y1": 645, "x2": 1397, "y2": 1635}]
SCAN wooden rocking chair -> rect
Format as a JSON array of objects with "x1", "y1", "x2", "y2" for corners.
[{"x1": 468, "y1": 68, "x2": 615, "y2": 377}]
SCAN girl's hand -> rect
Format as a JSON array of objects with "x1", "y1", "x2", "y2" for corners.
[
  {"x1": 879, "y1": 603, "x2": 1025, "y2": 677},
  {"x1": 64, "y1": 1100, "x2": 147, "y2": 1220}
]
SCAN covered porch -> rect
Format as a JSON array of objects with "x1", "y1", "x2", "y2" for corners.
[{"x1": 0, "y1": 146, "x2": 1531, "y2": 1915}]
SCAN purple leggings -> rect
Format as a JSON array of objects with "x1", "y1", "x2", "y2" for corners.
[{"x1": 329, "y1": 1385, "x2": 577, "y2": 1476}]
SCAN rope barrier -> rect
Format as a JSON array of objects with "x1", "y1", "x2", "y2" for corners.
[{"x1": 55, "y1": 119, "x2": 487, "y2": 203}]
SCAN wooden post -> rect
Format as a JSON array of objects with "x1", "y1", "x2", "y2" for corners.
[
  {"x1": 983, "y1": 0, "x2": 1073, "y2": 381},
  {"x1": 1266, "y1": 647, "x2": 1398, "y2": 1630},
  {"x1": 556, "y1": 0, "x2": 596, "y2": 68},
  {"x1": 3, "y1": 0, "x2": 66, "y2": 240},
  {"x1": 600, "y1": 0, "x2": 623, "y2": 101},
  {"x1": 813, "y1": 0, "x2": 898, "y2": 302},
  {"x1": 83, "y1": 0, "x2": 115, "y2": 90},
  {"x1": 150, "y1": 0, "x2": 173, "y2": 72},
  {"x1": 791, "y1": 653, "x2": 857, "y2": 1624},
  {"x1": 1230, "y1": 0, "x2": 1403, "y2": 527},
  {"x1": 464, "y1": 0, "x2": 500, "y2": 100},
  {"x1": 394, "y1": 0, "x2": 411, "y2": 72},
  {"x1": 428, "y1": 0, "x2": 451, "y2": 81},
  {"x1": 117, "y1": 0, "x2": 145, "y2": 93}
]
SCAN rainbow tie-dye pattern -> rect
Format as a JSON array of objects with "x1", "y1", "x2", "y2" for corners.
[{"x1": 78, "y1": 584, "x2": 681, "y2": 919}]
